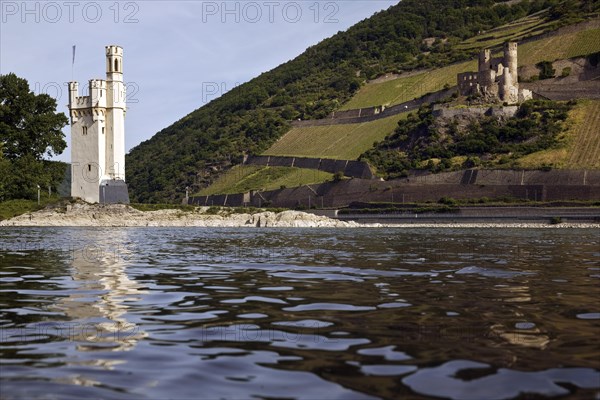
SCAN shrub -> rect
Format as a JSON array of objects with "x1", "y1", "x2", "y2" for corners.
[
  {"x1": 561, "y1": 67, "x2": 572, "y2": 77},
  {"x1": 588, "y1": 51, "x2": 600, "y2": 67},
  {"x1": 438, "y1": 196, "x2": 457, "y2": 205},
  {"x1": 536, "y1": 61, "x2": 556, "y2": 80},
  {"x1": 332, "y1": 171, "x2": 345, "y2": 182},
  {"x1": 205, "y1": 206, "x2": 221, "y2": 215},
  {"x1": 462, "y1": 156, "x2": 481, "y2": 168}
]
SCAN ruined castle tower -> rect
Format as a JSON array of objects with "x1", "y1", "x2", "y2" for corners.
[
  {"x1": 68, "y1": 45, "x2": 129, "y2": 204},
  {"x1": 457, "y1": 42, "x2": 531, "y2": 104},
  {"x1": 504, "y1": 42, "x2": 519, "y2": 88}
]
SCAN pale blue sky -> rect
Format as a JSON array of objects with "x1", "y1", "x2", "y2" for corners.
[{"x1": 1, "y1": 0, "x2": 398, "y2": 162}]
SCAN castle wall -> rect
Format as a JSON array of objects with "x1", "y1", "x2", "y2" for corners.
[
  {"x1": 457, "y1": 72, "x2": 479, "y2": 96},
  {"x1": 71, "y1": 109, "x2": 104, "y2": 203},
  {"x1": 431, "y1": 105, "x2": 518, "y2": 119},
  {"x1": 478, "y1": 49, "x2": 491, "y2": 72}
]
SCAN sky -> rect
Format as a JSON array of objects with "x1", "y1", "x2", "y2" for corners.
[{"x1": 1, "y1": 0, "x2": 398, "y2": 162}]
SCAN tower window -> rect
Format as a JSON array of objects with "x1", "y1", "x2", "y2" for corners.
[
  {"x1": 88, "y1": 164, "x2": 91, "y2": 172},
  {"x1": 114, "y1": 59, "x2": 119, "y2": 72},
  {"x1": 82, "y1": 126, "x2": 87, "y2": 135},
  {"x1": 102, "y1": 127, "x2": 105, "y2": 135}
]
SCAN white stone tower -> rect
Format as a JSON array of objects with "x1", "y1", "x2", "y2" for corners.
[{"x1": 69, "y1": 45, "x2": 129, "y2": 203}]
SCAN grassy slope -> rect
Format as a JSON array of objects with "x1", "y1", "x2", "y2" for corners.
[
  {"x1": 342, "y1": 21, "x2": 600, "y2": 110},
  {"x1": 263, "y1": 113, "x2": 408, "y2": 160},
  {"x1": 340, "y1": 62, "x2": 476, "y2": 110},
  {"x1": 196, "y1": 165, "x2": 333, "y2": 196},
  {"x1": 517, "y1": 100, "x2": 600, "y2": 169},
  {"x1": 0, "y1": 197, "x2": 61, "y2": 221},
  {"x1": 519, "y1": 27, "x2": 600, "y2": 64}
]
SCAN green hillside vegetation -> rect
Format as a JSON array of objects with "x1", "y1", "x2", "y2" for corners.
[
  {"x1": 517, "y1": 100, "x2": 600, "y2": 169},
  {"x1": 340, "y1": 62, "x2": 476, "y2": 110},
  {"x1": 196, "y1": 165, "x2": 333, "y2": 196},
  {"x1": 127, "y1": 0, "x2": 599, "y2": 202},
  {"x1": 362, "y1": 100, "x2": 576, "y2": 178},
  {"x1": 264, "y1": 113, "x2": 408, "y2": 160},
  {"x1": 343, "y1": 21, "x2": 600, "y2": 110}
]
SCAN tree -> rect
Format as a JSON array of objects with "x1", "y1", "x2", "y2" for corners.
[
  {"x1": 1, "y1": 73, "x2": 68, "y2": 159},
  {"x1": 536, "y1": 61, "x2": 556, "y2": 80},
  {"x1": 0, "y1": 73, "x2": 68, "y2": 199}
]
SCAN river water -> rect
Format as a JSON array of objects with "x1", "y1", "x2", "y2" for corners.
[{"x1": 0, "y1": 227, "x2": 599, "y2": 400}]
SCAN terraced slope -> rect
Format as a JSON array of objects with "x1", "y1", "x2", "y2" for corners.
[
  {"x1": 342, "y1": 20, "x2": 600, "y2": 110},
  {"x1": 455, "y1": 13, "x2": 553, "y2": 52},
  {"x1": 196, "y1": 165, "x2": 333, "y2": 196},
  {"x1": 517, "y1": 100, "x2": 600, "y2": 169},
  {"x1": 568, "y1": 101, "x2": 600, "y2": 169},
  {"x1": 263, "y1": 113, "x2": 408, "y2": 160},
  {"x1": 340, "y1": 62, "x2": 475, "y2": 110},
  {"x1": 518, "y1": 26, "x2": 600, "y2": 65}
]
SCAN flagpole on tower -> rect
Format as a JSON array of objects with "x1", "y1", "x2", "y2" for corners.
[{"x1": 71, "y1": 45, "x2": 76, "y2": 82}]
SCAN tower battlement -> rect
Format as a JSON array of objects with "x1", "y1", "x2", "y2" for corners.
[{"x1": 106, "y1": 45, "x2": 123, "y2": 55}]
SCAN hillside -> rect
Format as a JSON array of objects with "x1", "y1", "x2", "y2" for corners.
[
  {"x1": 516, "y1": 99, "x2": 600, "y2": 169},
  {"x1": 196, "y1": 166, "x2": 333, "y2": 196},
  {"x1": 361, "y1": 100, "x2": 581, "y2": 178},
  {"x1": 126, "y1": 0, "x2": 599, "y2": 203},
  {"x1": 263, "y1": 113, "x2": 408, "y2": 160},
  {"x1": 342, "y1": 20, "x2": 600, "y2": 110},
  {"x1": 250, "y1": 21, "x2": 599, "y2": 189}
]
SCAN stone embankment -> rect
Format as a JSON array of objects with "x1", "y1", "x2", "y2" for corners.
[
  {"x1": 1, "y1": 202, "x2": 598, "y2": 228},
  {"x1": 0, "y1": 203, "x2": 358, "y2": 228}
]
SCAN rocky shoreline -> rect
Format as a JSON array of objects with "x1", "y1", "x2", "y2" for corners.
[
  {"x1": 0, "y1": 203, "x2": 359, "y2": 228},
  {"x1": 1, "y1": 203, "x2": 599, "y2": 228}
]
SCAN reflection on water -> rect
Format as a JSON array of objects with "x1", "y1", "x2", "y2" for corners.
[
  {"x1": 1, "y1": 227, "x2": 599, "y2": 400},
  {"x1": 54, "y1": 231, "x2": 147, "y2": 352}
]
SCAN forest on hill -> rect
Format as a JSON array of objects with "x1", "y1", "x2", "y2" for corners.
[{"x1": 125, "y1": 0, "x2": 599, "y2": 203}]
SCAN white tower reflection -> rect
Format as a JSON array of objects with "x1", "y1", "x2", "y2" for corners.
[{"x1": 55, "y1": 231, "x2": 147, "y2": 354}]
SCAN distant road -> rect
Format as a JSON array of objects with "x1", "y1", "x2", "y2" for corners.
[{"x1": 336, "y1": 206, "x2": 600, "y2": 224}]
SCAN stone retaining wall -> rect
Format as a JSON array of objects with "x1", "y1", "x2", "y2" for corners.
[
  {"x1": 292, "y1": 88, "x2": 457, "y2": 127},
  {"x1": 399, "y1": 169, "x2": 600, "y2": 186},
  {"x1": 432, "y1": 105, "x2": 518, "y2": 119},
  {"x1": 521, "y1": 81, "x2": 600, "y2": 101},
  {"x1": 189, "y1": 169, "x2": 600, "y2": 208},
  {"x1": 245, "y1": 156, "x2": 375, "y2": 179}
]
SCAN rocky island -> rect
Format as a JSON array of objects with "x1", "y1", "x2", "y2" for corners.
[{"x1": 0, "y1": 202, "x2": 359, "y2": 228}]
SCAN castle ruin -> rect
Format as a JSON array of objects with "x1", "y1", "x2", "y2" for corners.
[{"x1": 457, "y1": 42, "x2": 532, "y2": 104}]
